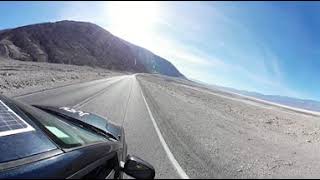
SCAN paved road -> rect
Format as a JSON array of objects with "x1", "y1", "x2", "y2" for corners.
[
  {"x1": 15, "y1": 74, "x2": 183, "y2": 179},
  {"x1": 14, "y1": 73, "x2": 320, "y2": 179}
]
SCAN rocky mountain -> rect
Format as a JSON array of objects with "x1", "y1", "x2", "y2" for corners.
[{"x1": 0, "y1": 20, "x2": 184, "y2": 78}]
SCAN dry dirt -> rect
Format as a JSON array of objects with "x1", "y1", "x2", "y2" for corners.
[
  {"x1": 137, "y1": 74, "x2": 320, "y2": 178},
  {"x1": 0, "y1": 58, "x2": 126, "y2": 97}
]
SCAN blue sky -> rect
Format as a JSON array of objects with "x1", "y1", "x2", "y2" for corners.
[{"x1": 1, "y1": 1, "x2": 320, "y2": 100}]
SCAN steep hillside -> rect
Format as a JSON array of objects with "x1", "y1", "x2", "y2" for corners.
[{"x1": 0, "y1": 20, "x2": 184, "y2": 78}]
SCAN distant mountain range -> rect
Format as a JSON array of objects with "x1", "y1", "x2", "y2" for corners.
[
  {"x1": 192, "y1": 79, "x2": 320, "y2": 112},
  {"x1": 0, "y1": 20, "x2": 184, "y2": 78},
  {"x1": 227, "y1": 88, "x2": 320, "y2": 112}
]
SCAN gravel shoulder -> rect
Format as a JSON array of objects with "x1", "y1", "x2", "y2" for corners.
[
  {"x1": 0, "y1": 58, "x2": 127, "y2": 97},
  {"x1": 137, "y1": 73, "x2": 320, "y2": 178}
]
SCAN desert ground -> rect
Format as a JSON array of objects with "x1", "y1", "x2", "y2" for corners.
[{"x1": 3, "y1": 59, "x2": 320, "y2": 178}]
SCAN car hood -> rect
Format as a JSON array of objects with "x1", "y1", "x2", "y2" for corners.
[{"x1": 33, "y1": 105, "x2": 123, "y2": 141}]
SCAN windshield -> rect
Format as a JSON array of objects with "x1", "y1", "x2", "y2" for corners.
[
  {"x1": 13, "y1": 100, "x2": 109, "y2": 149},
  {"x1": 38, "y1": 112, "x2": 108, "y2": 148}
]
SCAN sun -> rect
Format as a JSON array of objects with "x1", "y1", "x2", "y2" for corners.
[{"x1": 106, "y1": 1, "x2": 160, "y2": 45}]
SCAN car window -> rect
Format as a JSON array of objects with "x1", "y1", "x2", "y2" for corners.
[
  {"x1": 11, "y1": 100, "x2": 108, "y2": 149},
  {"x1": 39, "y1": 113, "x2": 108, "y2": 148}
]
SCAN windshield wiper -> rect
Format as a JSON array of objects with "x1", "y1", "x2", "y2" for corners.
[{"x1": 80, "y1": 123, "x2": 118, "y2": 141}]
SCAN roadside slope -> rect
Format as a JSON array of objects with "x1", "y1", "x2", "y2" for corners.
[
  {"x1": 0, "y1": 58, "x2": 125, "y2": 97},
  {"x1": 137, "y1": 73, "x2": 320, "y2": 178}
]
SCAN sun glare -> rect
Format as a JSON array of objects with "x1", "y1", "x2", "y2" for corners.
[{"x1": 106, "y1": 1, "x2": 160, "y2": 45}]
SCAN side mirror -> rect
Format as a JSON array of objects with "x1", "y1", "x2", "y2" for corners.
[{"x1": 122, "y1": 155, "x2": 155, "y2": 179}]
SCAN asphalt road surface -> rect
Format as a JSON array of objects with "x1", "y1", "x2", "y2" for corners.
[
  {"x1": 15, "y1": 74, "x2": 183, "y2": 179},
  {"x1": 14, "y1": 74, "x2": 320, "y2": 178}
]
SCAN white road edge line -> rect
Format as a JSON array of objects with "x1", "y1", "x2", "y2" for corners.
[{"x1": 139, "y1": 87, "x2": 190, "y2": 179}]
